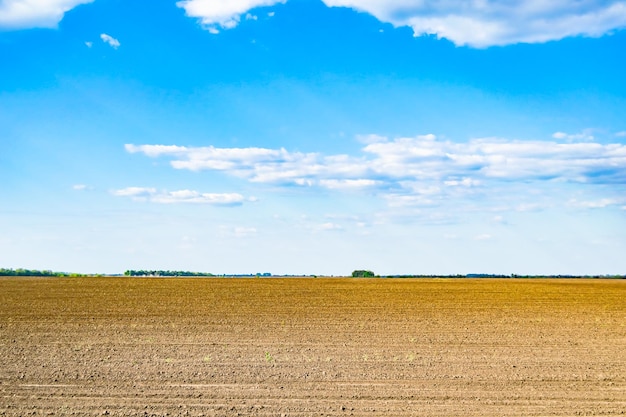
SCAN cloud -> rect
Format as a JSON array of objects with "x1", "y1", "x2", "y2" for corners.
[
  {"x1": 384, "y1": 194, "x2": 436, "y2": 208},
  {"x1": 112, "y1": 187, "x2": 250, "y2": 206},
  {"x1": 126, "y1": 135, "x2": 626, "y2": 207},
  {"x1": 567, "y1": 198, "x2": 622, "y2": 209},
  {"x1": 176, "y1": 0, "x2": 285, "y2": 31},
  {"x1": 100, "y1": 33, "x2": 120, "y2": 49},
  {"x1": 175, "y1": 0, "x2": 626, "y2": 47},
  {"x1": 5, "y1": 0, "x2": 625, "y2": 48},
  {"x1": 616, "y1": 131, "x2": 626, "y2": 138},
  {"x1": 127, "y1": 136, "x2": 626, "y2": 185},
  {"x1": 318, "y1": 179, "x2": 382, "y2": 190},
  {"x1": 151, "y1": 190, "x2": 247, "y2": 205},
  {"x1": 552, "y1": 130, "x2": 595, "y2": 142},
  {"x1": 111, "y1": 187, "x2": 156, "y2": 198},
  {"x1": 0, "y1": 0, "x2": 93, "y2": 30},
  {"x1": 217, "y1": 226, "x2": 258, "y2": 238},
  {"x1": 443, "y1": 178, "x2": 481, "y2": 187},
  {"x1": 474, "y1": 234, "x2": 493, "y2": 241},
  {"x1": 72, "y1": 184, "x2": 88, "y2": 191},
  {"x1": 233, "y1": 226, "x2": 257, "y2": 237},
  {"x1": 322, "y1": 0, "x2": 626, "y2": 47},
  {"x1": 319, "y1": 222, "x2": 343, "y2": 231}
]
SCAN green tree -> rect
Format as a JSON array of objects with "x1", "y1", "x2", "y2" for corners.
[{"x1": 352, "y1": 270, "x2": 375, "y2": 278}]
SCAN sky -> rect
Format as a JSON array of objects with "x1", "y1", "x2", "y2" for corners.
[{"x1": 1, "y1": 0, "x2": 626, "y2": 276}]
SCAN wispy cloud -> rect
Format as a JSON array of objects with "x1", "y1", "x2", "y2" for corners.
[
  {"x1": 318, "y1": 222, "x2": 343, "y2": 231},
  {"x1": 318, "y1": 179, "x2": 382, "y2": 190},
  {"x1": 0, "y1": 0, "x2": 93, "y2": 30},
  {"x1": 126, "y1": 135, "x2": 626, "y2": 191},
  {"x1": 233, "y1": 226, "x2": 257, "y2": 237},
  {"x1": 552, "y1": 130, "x2": 595, "y2": 142},
  {"x1": 567, "y1": 198, "x2": 622, "y2": 209},
  {"x1": 100, "y1": 33, "x2": 120, "y2": 49},
  {"x1": 112, "y1": 187, "x2": 251, "y2": 206},
  {"x1": 176, "y1": 0, "x2": 285, "y2": 32},
  {"x1": 218, "y1": 226, "x2": 258, "y2": 238},
  {"x1": 112, "y1": 187, "x2": 156, "y2": 198}
]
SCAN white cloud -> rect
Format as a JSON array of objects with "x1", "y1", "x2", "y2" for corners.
[
  {"x1": 319, "y1": 222, "x2": 343, "y2": 231},
  {"x1": 136, "y1": 136, "x2": 626, "y2": 184},
  {"x1": 218, "y1": 226, "x2": 258, "y2": 238},
  {"x1": 0, "y1": 0, "x2": 93, "y2": 30},
  {"x1": 616, "y1": 131, "x2": 626, "y2": 137},
  {"x1": 552, "y1": 130, "x2": 595, "y2": 142},
  {"x1": 125, "y1": 144, "x2": 188, "y2": 157},
  {"x1": 112, "y1": 187, "x2": 249, "y2": 206},
  {"x1": 443, "y1": 177, "x2": 481, "y2": 187},
  {"x1": 176, "y1": 0, "x2": 285, "y2": 31},
  {"x1": 318, "y1": 179, "x2": 382, "y2": 190},
  {"x1": 233, "y1": 226, "x2": 257, "y2": 237},
  {"x1": 176, "y1": 0, "x2": 626, "y2": 47},
  {"x1": 112, "y1": 187, "x2": 156, "y2": 198},
  {"x1": 85, "y1": 41, "x2": 92, "y2": 48},
  {"x1": 126, "y1": 135, "x2": 626, "y2": 208},
  {"x1": 474, "y1": 234, "x2": 493, "y2": 241},
  {"x1": 151, "y1": 190, "x2": 247, "y2": 205},
  {"x1": 321, "y1": 0, "x2": 626, "y2": 47},
  {"x1": 72, "y1": 184, "x2": 88, "y2": 191},
  {"x1": 384, "y1": 193, "x2": 437, "y2": 207},
  {"x1": 100, "y1": 33, "x2": 120, "y2": 49},
  {"x1": 568, "y1": 198, "x2": 621, "y2": 209}
]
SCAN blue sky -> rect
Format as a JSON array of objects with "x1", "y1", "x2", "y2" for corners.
[{"x1": 1, "y1": 0, "x2": 625, "y2": 275}]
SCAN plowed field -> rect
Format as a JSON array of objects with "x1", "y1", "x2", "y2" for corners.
[{"x1": 1, "y1": 277, "x2": 625, "y2": 416}]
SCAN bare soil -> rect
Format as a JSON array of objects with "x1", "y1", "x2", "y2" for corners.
[{"x1": 0, "y1": 277, "x2": 625, "y2": 416}]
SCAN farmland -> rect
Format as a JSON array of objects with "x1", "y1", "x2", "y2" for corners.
[{"x1": 0, "y1": 277, "x2": 625, "y2": 416}]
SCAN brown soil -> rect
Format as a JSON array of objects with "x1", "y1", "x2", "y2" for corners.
[{"x1": 0, "y1": 277, "x2": 625, "y2": 416}]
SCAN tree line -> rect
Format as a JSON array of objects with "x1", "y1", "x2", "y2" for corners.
[
  {"x1": 0, "y1": 268, "x2": 83, "y2": 277},
  {"x1": 124, "y1": 270, "x2": 215, "y2": 277}
]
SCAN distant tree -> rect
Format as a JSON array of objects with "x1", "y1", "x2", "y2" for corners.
[
  {"x1": 123, "y1": 269, "x2": 214, "y2": 277},
  {"x1": 352, "y1": 270, "x2": 375, "y2": 278},
  {"x1": 0, "y1": 268, "x2": 76, "y2": 277}
]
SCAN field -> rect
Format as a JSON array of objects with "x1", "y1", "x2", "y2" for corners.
[{"x1": 0, "y1": 277, "x2": 625, "y2": 416}]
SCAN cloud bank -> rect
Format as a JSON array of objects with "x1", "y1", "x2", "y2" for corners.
[
  {"x1": 323, "y1": 0, "x2": 626, "y2": 47},
  {"x1": 0, "y1": 0, "x2": 93, "y2": 29},
  {"x1": 112, "y1": 187, "x2": 250, "y2": 206},
  {"x1": 126, "y1": 136, "x2": 626, "y2": 192},
  {"x1": 175, "y1": 0, "x2": 626, "y2": 47},
  {"x1": 4, "y1": 0, "x2": 625, "y2": 46}
]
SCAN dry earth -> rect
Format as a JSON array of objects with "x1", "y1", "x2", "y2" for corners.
[{"x1": 0, "y1": 277, "x2": 625, "y2": 416}]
